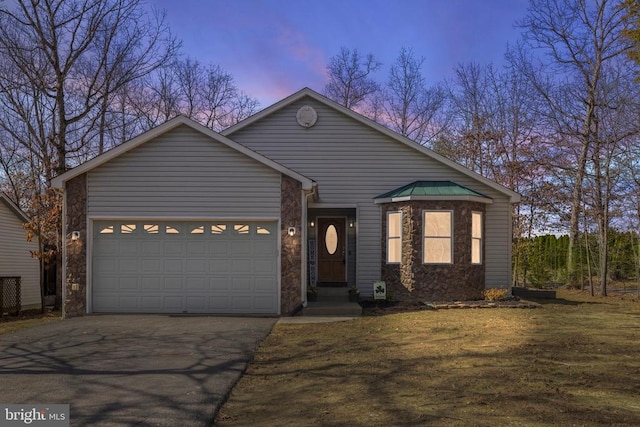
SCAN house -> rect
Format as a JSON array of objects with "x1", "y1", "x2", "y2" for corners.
[
  {"x1": 51, "y1": 88, "x2": 520, "y2": 318},
  {"x1": 0, "y1": 192, "x2": 41, "y2": 312}
]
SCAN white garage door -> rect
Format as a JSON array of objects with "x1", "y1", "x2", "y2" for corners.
[{"x1": 92, "y1": 220, "x2": 279, "y2": 314}]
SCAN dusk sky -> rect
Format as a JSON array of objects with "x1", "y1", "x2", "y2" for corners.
[{"x1": 154, "y1": 0, "x2": 531, "y2": 107}]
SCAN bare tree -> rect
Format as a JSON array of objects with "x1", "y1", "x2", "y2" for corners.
[
  {"x1": 127, "y1": 58, "x2": 260, "y2": 131},
  {"x1": 381, "y1": 47, "x2": 447, "y2": 145},
  {"x1": 0, "y1": 0, "x2": 178, "y2": 173},
  {"x1": 323, "y1": 47, "x2": 382, "y2": 110},
  {"x1": 517, "y1": 0, "x2": 634, "y2": 289}
]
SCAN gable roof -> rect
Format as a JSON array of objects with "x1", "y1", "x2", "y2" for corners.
[
  {"x1": 223, "y1": 88, "x2": 520, "y2": 203},
  {"x1": 50, "y1": 115, "x2": 315, "y2": 191},
  {"x1": 374, "y1": 181, "x2": 493, "y2": 204},
  {"x1": 0, "y1": 192, "x2": 30, "y2": 223}
]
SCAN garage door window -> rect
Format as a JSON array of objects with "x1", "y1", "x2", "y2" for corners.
[
  {"x1": 234, "y1": 224, "x2": 249, "y2": 234},
  {"x1": 144, "y1": 224, "x2": 159, "y2": 234},
  {"x1": 211, "y1": 224, "x2": 227, "y2": 234},
  {"x1": 100, "y1": 225, "x2": 114, "y2": 234},
  {"x1": 121, "y1": 224, "x2": 136, "y2": 234}
]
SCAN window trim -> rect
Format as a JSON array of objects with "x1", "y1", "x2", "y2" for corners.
[
  {"x1": 422, "y1": 210, "x2": 453, "y2": 264},
  {"x1": 386, "y1": 211, "x2": 402, "y2": 264},
  {"x1": 471, "y1": 211, "x2": 482, "y2": 265}
]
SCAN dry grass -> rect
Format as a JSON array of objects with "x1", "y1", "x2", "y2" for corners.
[
  {"x1": 0, "y1": 310, "x2": 61, "y2": 336},
  {"x1": 216, "y1": 290, "x2": 640, "y2": 426}
]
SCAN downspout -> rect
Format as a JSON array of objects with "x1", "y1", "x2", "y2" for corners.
[{"x1": 302, "y1": 183, "x2": 318, "y2": 306}]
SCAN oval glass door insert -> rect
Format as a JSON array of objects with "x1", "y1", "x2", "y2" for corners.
[{"x1": 325, "y1": 225, "x2": 338, "y2": 255}]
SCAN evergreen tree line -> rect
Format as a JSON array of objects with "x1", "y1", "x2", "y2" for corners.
[{"x1": 514, "y1": 231, "x2": 639, "y2": 291}]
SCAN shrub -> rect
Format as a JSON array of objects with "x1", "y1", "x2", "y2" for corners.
[{"x1": 483, "y1": 288, "x2": 510, "y2": 301}]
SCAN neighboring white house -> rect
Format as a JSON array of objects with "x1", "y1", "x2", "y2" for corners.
[
  {"x1": 0, "y1": 192, "x2": 41, "y2": 312},
  {"x1": 51, "y1": 88, "x2": 520, "y2": 318}
]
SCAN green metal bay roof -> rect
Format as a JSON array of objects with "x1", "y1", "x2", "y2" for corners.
[{"x1": 375, "y1": 181, "x2": 492, "y2": 203}]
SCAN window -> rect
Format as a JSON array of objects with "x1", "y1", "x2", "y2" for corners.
[
  {"x1": 472, "y1": 212, "x2": 482, "y2": 264},
  {"x1": 423, "y1": 211, "x2": 452, "y2": 264},
  {"x1": 387, "y1": 211, "x2": 402, "y2": 263}
]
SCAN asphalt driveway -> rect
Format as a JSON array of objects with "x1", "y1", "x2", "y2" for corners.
[{"x1": 0, "y1": 315, "x2": 276, "y2": 426}]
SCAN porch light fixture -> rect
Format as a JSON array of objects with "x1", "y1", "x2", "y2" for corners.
[
  {"x1": 288, "y1": 227, "x2": 296, "y2": 236},
  {"x1": 349, "y1": 219, "x2": 355, "y2": 228},
  {"x1": 309, "y1": 220, "x2": 315, "y2": 228}
]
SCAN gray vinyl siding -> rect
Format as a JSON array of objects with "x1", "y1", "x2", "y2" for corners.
[
  {"x1": 0, "y1": 202, "x2": 41, "y2": 309},
  {"x1": 229, "y1": 98, "x2": 514, "y2": 294},
  {"x1": 88, "y1": 125, "x2": 281, "y2": 218}
]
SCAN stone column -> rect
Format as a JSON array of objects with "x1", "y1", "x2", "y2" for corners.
[
  {"x1": 64, "y1": 174, "x2": 87, "y2": 318},
  {"x1": 280, "y1": 174, "x2": 303, "y2": 314}
]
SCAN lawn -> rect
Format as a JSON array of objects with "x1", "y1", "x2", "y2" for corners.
[{"x1": 216, "y1": 290, "x2": 640, "y2": 426}]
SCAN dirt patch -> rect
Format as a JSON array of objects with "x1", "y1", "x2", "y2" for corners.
[
  {"x1": 0, "y1": 310, "x2": 61, "y2": 335},
  {"x1": 359, "y1": 297, "x2": 540, "y2": 315}
]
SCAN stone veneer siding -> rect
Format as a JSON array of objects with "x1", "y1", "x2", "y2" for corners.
[
  {"x1": 280, "y1": 174, "x2": 303, "y2": 314},
  {"x1": 381, "y1": 201, "x2": 485, "y2": 301},
  {"x1": 64, "y1": 174, "x2": 87, "y2": 318}
]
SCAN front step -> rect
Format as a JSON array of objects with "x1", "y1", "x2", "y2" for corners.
[
  {"x1": 302, "y1": 300, "x2": 362, "y2": 317},
  {"x1": 317, "y1": 286, "x2": 349, "y2": 301}
]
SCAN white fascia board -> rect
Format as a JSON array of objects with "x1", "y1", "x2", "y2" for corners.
[
  {"x1": 223, "y1": 88, "x2": 520, "y2": 203},
  {"x1": 51, "y1": 115, "x2": 315, "y2": 191},
  {"x1": 374, "y1": 195, "x2": 493, "y2": 204}
]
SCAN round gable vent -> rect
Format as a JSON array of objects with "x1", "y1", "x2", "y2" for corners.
[{"x1": 296, "y1": 105, "x2": 318, "y2": 128}]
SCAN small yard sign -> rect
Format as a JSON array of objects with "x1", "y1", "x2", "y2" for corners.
[{"x1": 373, "y1": 281, "x2": 386, "y2": 300}]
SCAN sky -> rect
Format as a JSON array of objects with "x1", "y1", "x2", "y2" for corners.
[{"x1": 153, "y1": 0, "x2": 531, "y2": 107}]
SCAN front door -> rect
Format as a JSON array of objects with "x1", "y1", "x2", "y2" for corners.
[{"x1": 317, "y1": 218, "x2": 346, "y2": 283}]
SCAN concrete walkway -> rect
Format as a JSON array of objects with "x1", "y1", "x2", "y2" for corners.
[{"x1": 0, "y1": 315, "x2": 276, "y2": 426}]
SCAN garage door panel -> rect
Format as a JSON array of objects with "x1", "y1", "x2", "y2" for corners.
[
  {"x1": 255, "y1": 277, "x2": 277, "y2": 291},
  {"x1": 254, "y1": 259, "x2": 276, "y2": 274},
  {"x1": 186, "y1": 277, "x2": 207, "y2": 290},
  {"x1": 118, "y1": 277, "x2": 139, "y2": 290},
  {"x1": 231, "y1": 277, "x2": 252, "y2": 291},
  {"x1": 119, "y1": 259, "x2": 140, "y2": 273},
  {"x1": 119, "y1": 241, "x2": 140, "y2": 256},
  {"x1": 231, "y1": 259, "x2": 252, "y2": 273},
  {"x1": 94, "y1": 240, "x2": 119, "y2": 256},
  {"x1": 187, "y1": 259, "x2": 208, "y2": 273},
  {"x1": 163, "y1": 241, "x2": 184, "y2": 255},
  {"x1": 118, "y1": 296, "x2": 139, "y2": 310},
  {"x1": 163, "y1": 259, "x2": 184, "y2": 274},
  {"x1": 94, "y1": 258, "x2": 117, "y2": 274},
  {"x1": 253, "y1": 296, "x2": 277, "y2": 311},
  {"x1": 210, "y1": 277, "x2": 230, "y2": 290},
  {"x1": 254, "y1": 241, "x2": 275, "y2": 256},
  {"x1": 93, "y1": 220, "x2": 278, "y2": 314},
  {"x1": 210, "y1": 241, "x2": 229, "y2": 255},
  {"x1": 163, "y1": 277, "x2": 183, "y2": 290},
  {"x1": 231, "y1": 296, "x2": 252, "y2": 310},
  {"x1": 187, "y1": 241, "x2": 207, "y2": 255},
  {"x1": 162, "y1": 296, "x2": 183, "y2": 310},
  {"x1": 210, "y1": 259, "x2": 229, "y2": 273},
  {"x1": 142, "y1": 241, "x2": 162, "y2": 255},
  {"x1": 141, "y1": 259, "x2": 162, "y2": 273},
  {"x1": 208, "y1": 296, "x2": 230, "y2": 310},
  {"x1": 141, "y1": 278, "x2": 162, "y2": 290}
]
